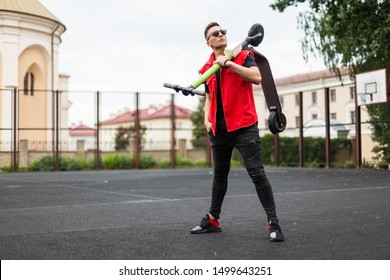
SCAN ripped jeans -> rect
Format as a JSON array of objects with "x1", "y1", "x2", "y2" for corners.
[{"x1": 208, "y1": 123, "x2": 278, "y2": 222}]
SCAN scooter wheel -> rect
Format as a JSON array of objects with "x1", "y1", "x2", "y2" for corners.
[{"x1": 268, "y1": 111, "x2": 287, "y2": 134}]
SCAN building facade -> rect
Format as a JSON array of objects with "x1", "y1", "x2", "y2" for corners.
[
  {"x1": 254, "y1": 68, "x2": 376, "y2": 162},
  {"x1": 100, "y1": 104, "x2": 194, "y2": 151},
  {"x1": 0, "y1": 0, "x2": 69, "y2": 150}
]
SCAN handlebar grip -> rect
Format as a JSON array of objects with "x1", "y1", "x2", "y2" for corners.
[
  {"x1": 163, "y1": 83, "x2": 205, "y2": 96},
  {"x1": 190, "y1": 88, "x2": 206, "y2": 96},
  {"x1": 163, "y1": 83, "x2": 175, "y2": 89}
]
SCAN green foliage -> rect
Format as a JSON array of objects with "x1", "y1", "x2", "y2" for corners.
[
  {"x1": 103, "y1": 154, "x2": 134, "y2": 169},
  {"x1": 230, "y1": 160, "x2": 243, "y2": 168},
  {"x1": 60, "y1": 157, "x2": 81, "y2": 171},
  {"x1": 115, "y1": 127, "x2": 131, "y2": 151},
  {"x1": 377, "y1": 161, "x2": 389, "y2": 169},
  {"x1": 176, "y1": 157, "x2": 194, "y2": 168},
  {"x1": 1, "y1": 164, "x2": 13, "y2": 172},
  {"x1": 195, "y1": 159, "x2": 208, "y2": 168},
  {"x1": 159, "y1": 159, "x2": 172, "y2": 169},
  {"x1": 158, "y1": 157, "x2": 195, "y2": 169},
  {"x1": 102, "y1": 154, "x2": 158, "y2": 169},
  {"x1": 271, "y1": 0, "x2": 390, "y2": 164},
  {"x1": 260, "y1": 134, "x2": 353, "y2": 167},
  {"x1": 139, "y1": 156, "x2": 158, "y2": 169},
  {"x1": 190, "y1": 97, "x2": 207, "y2": 148},
  {"x1": 28, "y1": 156, "x2": 94, "y2": 171},
  {"x1": 368, "y1": 104, "x2": 390, "y2": 163},
  {"x1": 114, "y1": 125, "x2": 147, "y2": 151},
  {"x1": 271, "y1": 0, "x2": 390, "y2": 72},
  {"x1": 29, "y1": 155, "x2": 55, "y2": 171}
]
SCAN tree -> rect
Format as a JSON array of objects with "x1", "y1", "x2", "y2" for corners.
[
  {"x1": 114, "y1": 125, "x2": 146, "y2": 151},
  {"x1": 271, "y1": 0, "x2": 390, "y2": 163},
  {"x1": 115, "y1": 126, "x2": 132, "y2": 151},
  {"x1": 190, "y1": 97, "x2": 207, "y2": 147}
]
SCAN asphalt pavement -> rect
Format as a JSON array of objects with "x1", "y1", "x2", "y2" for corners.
[{"x1": 0, "y1": 167, "x2": 389, "y2": 260}]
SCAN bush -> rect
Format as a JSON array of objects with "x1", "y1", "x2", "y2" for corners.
[
  {"x1": 29, "y1": 155, "x2": 54, "y2": 171},
  {"x1": 103, "y1": 154, "x2": 134, "y2": 170},
  {"x1": 230, "y1": 160, "x2": 243, "y2": 168},
  {"x1": 159, "y1": 159, "x2": 172, "y2": 169},
  {"x1": 28, "y1": 156, "x2": 94, "y2": 171},
  {"x1": 176, "y1": 157, "x2": 194, "y2": 168},
  {"x1": 140, "y1": 156, "x2": 157, "y2": 169},
  {"x1": 60, "y1": 157, "x2": 81, "y2": 171},
  {"x1": 1, "y1": 164, "x2": 13, "y2": 172},
  {"x1": 260, "y1": 134, "x2": 353, "y2": 167},
  {"x1": 377, "y1": 161, "x2": 389, "y2": 169},
  {"x1": 195, "y1": 159, "x2": 208, "y2": 168}
]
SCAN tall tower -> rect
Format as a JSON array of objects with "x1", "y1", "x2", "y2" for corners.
[{"x1": 0, "y1": 0, "x2": 66, "y2": 150}]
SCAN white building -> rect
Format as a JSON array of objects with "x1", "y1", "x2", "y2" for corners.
[
  {"x1": 69, "y1": 123, "x2": 96, "y2": 151},
  {"x1": 254, "y1": 68, "x2": 376, "y2": 162},
  {"x1": 100, "y1": 104, "x2": 194, "y2": 151},
  {"x1": 0, "y1": 0, "x2": 70, "y2": 150}
]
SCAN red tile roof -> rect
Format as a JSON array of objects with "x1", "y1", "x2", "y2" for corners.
[
  {"x1": 254, "y1": 68, "x2": 350, "y2": 90},
  {"x1": 100, "y1": 104, "x2": 193, "y2": 125},
  {"x1": 69, "y1": 124, "x2": 96, "y2": 136}
]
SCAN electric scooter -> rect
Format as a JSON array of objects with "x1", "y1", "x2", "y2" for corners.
[{"x1": 164, "y1": 23, "x2": 287, "y2": 134}]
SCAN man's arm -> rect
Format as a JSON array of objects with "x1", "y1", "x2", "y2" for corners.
[
  {"x1": 204, "y1": 92, "x2": 212, "y2": 132},
  {"x1": 214, "y1": 55, "x2": 261, "y2": 85}
]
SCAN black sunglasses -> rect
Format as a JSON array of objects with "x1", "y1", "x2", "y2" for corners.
[{"x1": 207, "y1": 29, "x2": 227, "y2": 40}]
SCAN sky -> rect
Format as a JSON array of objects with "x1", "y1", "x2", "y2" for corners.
[{"x1": 38, "y1": 0, "x2": 326, "y2": 125}]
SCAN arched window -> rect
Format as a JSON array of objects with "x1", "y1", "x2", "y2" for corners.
[{"x1": 23, "y1": 72, "x2": 35, "y2": 96}]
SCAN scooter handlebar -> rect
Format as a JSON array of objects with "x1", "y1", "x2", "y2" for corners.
[{"x1": 163, "y1": 83, "x2": 205, "y2": 96}]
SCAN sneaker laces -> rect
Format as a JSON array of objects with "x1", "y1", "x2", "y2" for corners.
[
  {"x1": 269, "y1": 221, "x2": 281, "y2": 233},
  {"x1": 199, "y1": 216, "x2": 211, "y2": 228}
]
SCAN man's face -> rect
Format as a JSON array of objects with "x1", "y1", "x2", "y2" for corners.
[{"x1": 206, "y1": 26, "x2": 227, "y2": 49}]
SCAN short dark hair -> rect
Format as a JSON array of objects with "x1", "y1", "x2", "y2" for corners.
[{"x1": 204, "y1": 22, "x2": 220, "y2": 40}]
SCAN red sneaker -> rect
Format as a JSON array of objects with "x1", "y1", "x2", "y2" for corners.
[{"x1": 190, "y1": 214, "x2": 221, "y2": 234}]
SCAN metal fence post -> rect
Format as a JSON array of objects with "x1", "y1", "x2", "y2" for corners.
[
  {"x1": 299, "y1": 91, "x2": 304, "y2": 167},
  {"x1": 135, "y1": 92, "x2": 140, "y2": 169},
  {"x1": 11, "y1": 87, "x2": 18, "y2": 172},
  {"x1": 54, "y1": 90, "x2": 60, "y2": 170},
  {"x1": 171, "y1": 94, "x2": 176, "y2": 168},
  {"x1": 324, "y1": 87, "x2": 331, "y2": 168},
  {"x1": 96, "y1": 91, "x2": 101, "y2": 170}
]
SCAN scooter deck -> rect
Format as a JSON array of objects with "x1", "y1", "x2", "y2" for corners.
[
  {"x1": 251, "y1": 48, "x2": 282, "y2": 113},
  {"x1": 251, "y1": 48, "x2": 287, "y2": 134}
]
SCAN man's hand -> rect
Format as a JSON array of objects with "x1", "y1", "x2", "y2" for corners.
[
  {"x1": 204, "y1": 121, "x2": 212, "y2": 132},
  {"x1": 214, "y1": 55, "x2": 230, "y2": 67}
]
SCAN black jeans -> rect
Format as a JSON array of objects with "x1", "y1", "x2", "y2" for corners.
[{"x1": 208, "y1": 123, "x2": 278, "y2": 222}]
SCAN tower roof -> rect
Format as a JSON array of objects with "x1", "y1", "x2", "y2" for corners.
[{"x1": 0, "y1": 0, "x2": 63, "y2": 25}]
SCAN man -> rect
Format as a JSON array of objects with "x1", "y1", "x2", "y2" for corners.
[{"x1": 190, "y1": 22, "x2": 284, "y2": 242}]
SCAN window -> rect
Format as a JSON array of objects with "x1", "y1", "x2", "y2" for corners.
[
  {"x1": 295, "y1": 116, "x2": 300, "y2": 128},
  {"x1": 312, "y1": 92, "x2": 317, "y2": 104},
  {"x1": 23, "y1": 72, "x2": 35, "y2": 96},
  {"x1": 295, "y1": 94, "x2": 299, "y2": 106},
  {"x1": 312, "y1": 114, "x2": 318, "y2": 120},
  {"x1": 330, "y1": 89, "x2": 336, "y2": 102},
  {"x1": 331, "y1": 113, "x2": 337, "y2": 120},
  {"x1": 350, "y1": 87, "x2": 355, "y2": 100},
  {"x1": 350, "y1": 111, "x2": 356, "y2": 124}
]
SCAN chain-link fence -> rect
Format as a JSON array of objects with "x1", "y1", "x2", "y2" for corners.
[
  {"x1": 0, "y1": 88, "x2": 210, "y2": 171},
  {"x1": 1, "y1": 88, "x2": 388, "y2": 171}
]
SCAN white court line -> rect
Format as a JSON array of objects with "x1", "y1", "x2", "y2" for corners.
[
  {"x1": 0, "y1": 185, "x2": 389, "y2": 211},
  {"x1": 60, "y1": 183, "x2": 167, "y2": 201}
]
